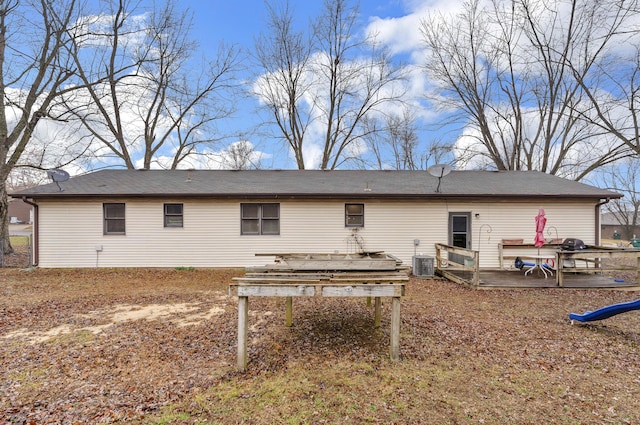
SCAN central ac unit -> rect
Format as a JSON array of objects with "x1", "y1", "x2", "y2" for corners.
[{"x1": 412, "y1": 255, "x2": 434, "y2": 277}]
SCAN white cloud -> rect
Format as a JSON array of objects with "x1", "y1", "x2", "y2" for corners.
[
  {"x1": 453, "y1": 104, "x2": 627, "y2": 178},
  {"x1": 72, "y1": 11, "x2": 148, "y2": 50},
  {"x1": 252, "y1": 46, "x2": 418, "y2": 169},
  {"x1": 365, "y1": 0, "x2": 640, "y2": 175},
  {"x1": 142, "y1": 140, "x2": 269, "y2": 170},
  {"x1": 366, "y1": 0, "x2": 467, "y2": 57}
]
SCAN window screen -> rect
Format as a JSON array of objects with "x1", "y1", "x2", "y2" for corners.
[
  {"x1": 164, "y1": 203, "x2": 183, "y2": 227},
  {"x1": 104, "y1": 203, "x2": 125, "y2": 234},
  {"x1": 241, "y1": 203, "x2": 280, "y2": 235},
  {"x1": 345, "y1": 203, "x2": 364, "y2": 227}
]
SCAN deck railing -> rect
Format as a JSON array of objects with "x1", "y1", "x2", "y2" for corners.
[
  {"x1": 498, "y1": 242, "x2": 561, "y2": 270},
  {"x1": 434, "y1": 243, "x2": 480, "y2": 286},
  {"x1": 435, "y1": 243, "x2": 640, "y2": 288},
  {"x1": 556, "y1": 247, "x2": 640, "y2": 287}
]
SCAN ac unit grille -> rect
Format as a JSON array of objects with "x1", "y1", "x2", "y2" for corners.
[{"x1": 412, "y1": 255, "x2": 434, "y2": 277}]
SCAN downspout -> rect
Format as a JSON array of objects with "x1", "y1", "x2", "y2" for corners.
[
  {"x1": 21, "y1": 197, "x2": 38, "y2": 267},
  {"x1": 595, "y1": 198, "x2": 610, "y2": 247}
]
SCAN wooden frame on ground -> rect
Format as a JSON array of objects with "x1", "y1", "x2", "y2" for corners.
[{"x1": 229, "y1": 275, "x2": 406, "y2": 372}]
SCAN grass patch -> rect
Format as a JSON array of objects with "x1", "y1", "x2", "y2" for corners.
[
  {"x1": 7, "y1": 367, "x2": 47, "y2": 391},
  {"x1": 148, "y1": 407, "x2": 192, "y2": 425},
  {"x1": 9, "y1": 235, "x2": 30, "y2": 246},
  {"x1": 174, "y1": 266, "x2": 196, "y2": 271}
]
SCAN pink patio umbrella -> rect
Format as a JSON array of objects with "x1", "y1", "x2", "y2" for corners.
[{"x1": 534, "y1": 208, "x2": 547, "y2": 248}]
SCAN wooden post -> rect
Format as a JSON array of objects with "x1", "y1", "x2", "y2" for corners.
[
  {"x1": 557, "y1": 252, "x2": 564, "y2": 287},
  {"x1": 374, "y1": 297, "x2": 382, "y2": 327},
  {"x1": 472, "y1": 250, "x2": 480, "y2": 286},
  {"x1": 237, "y1": 296, "x2": 249, "y2": 372},
  {"x1": 390, "y1": 296, "x2": 401, "y2": 360},
  {"x1": 285, "y1": 296, "x2": 293, "y2": 327}
]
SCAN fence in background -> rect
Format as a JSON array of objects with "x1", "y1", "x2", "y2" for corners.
[{"x1": 0, "y1": 235, "x2": 32, "y2": 268}]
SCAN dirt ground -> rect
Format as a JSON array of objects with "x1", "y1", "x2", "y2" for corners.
[{"x1": 1, "y1": 268, "x2": 640, "y2": 424}]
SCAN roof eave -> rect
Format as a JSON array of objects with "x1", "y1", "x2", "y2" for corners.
[{"x1": 14, "y1": 192, "x2": 622, "y2": 201}]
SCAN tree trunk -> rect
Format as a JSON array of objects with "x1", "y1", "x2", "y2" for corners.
[{"x1": 0, "y1": 184, "x2": 13, "y2": 254}]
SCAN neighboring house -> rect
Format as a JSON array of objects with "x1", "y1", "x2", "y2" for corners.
[
  {"x1": 601, "y1": 211, "x2": 640, "y2": 240},
  {"x1": 10, "y1": 169, "x2": 620, "y2": 269},
  {"x1": 7, "y1": 198, "x2": 33, "y2": 224}
]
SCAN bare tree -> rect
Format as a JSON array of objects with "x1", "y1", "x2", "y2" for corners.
[
  {"x1": 420, "y1": 0, "x2": 636, "y2": 180},
  {"x1": 572, "y1": 45, "x2": 640, "y2": 157},
  {"x1": 253, "y1": 0, "x2": 314, "y2": 169},
  {"x1": 6, "y1": 168, "x2": 49, "y2": 193},
  {"x1": 360, "y1": 108, "x2": 454, "y2": 170},
  {"x1": 313, "y1": 0, "x2": 407, "y2": 170},
  {"x1": 596, "y1": 158, "x2": 640, "y2": 240},
  {"x1": 222, "y1": 141, "x2": 262, "y2": 170},
  {"x1": 64, "y1": 0, "x2": 241, "y2": 170},
  {"x1": 253, "y1": 0, "x2": 407, "y2": 169},
  {"x1": 0, "y1": 0, "x2": 80, "y2": 253}
]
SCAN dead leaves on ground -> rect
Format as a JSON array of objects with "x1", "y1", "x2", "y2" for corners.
[{"x1": 1, "y1": 269, "x2": 639, "y2": 424}]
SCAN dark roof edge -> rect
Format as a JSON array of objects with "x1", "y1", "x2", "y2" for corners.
[{"x1": 15, "y1": 193, "x2": 622, "y2": 201}]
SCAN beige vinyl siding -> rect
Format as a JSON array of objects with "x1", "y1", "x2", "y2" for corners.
[
  {"x1": 444, "y1": 200, "x2": 597, "y2": 268},
  {"x1": 350, "y1": 200, "x2": 446, "y2": 263},
  {"x1": 38, "y1": 201, "x2": 104, "y2": 268},
  {"x1": 35, "y1": 198, "x2": 598, "y2": 269}
]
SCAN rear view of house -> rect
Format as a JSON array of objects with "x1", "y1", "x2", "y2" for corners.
[{"x1": 11, "y1": 169, "x2": 619, "y2": 269}]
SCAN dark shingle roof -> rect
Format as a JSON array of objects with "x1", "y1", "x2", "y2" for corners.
[{"x1": 11, "y1": 169, "x2": 621, "y2": 200}]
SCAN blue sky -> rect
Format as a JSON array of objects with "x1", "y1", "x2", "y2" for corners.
[
  {"x1": 174, "y1": 0, "x2": 432, "y2": 169},
  {"x1": 10, "y1": 0, "x2": 435, "y2": 174},
  {"x1": 187, "y1": 1, "x2": 409, "y2": 49},
  {"x1": 188, "y1": 1, "x2": 268, "y2": 48},
  {"x1": 17, "y1": 0, "x2": 635, "y2": 177},
  {"x1": 174, "y1": 0, "x2": 640, "y2": 177}
]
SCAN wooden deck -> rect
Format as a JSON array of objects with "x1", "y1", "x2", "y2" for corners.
[
  {"x1": 445, "y1": 268, "x2": 640, "y2": 289},
  {"x1": 435, "y1": 243, "x2": 640, "y2": 289}
]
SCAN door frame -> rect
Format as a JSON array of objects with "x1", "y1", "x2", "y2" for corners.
[{"x1": 448, "y1": 212, "x2": 472, "y2": 266}]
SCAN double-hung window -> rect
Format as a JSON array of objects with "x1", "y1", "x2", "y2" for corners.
[
  {"x1": 345, "y1": 203, "x2": 364, "y2": 227},
  {"x1": 103, "y1": 203, "x2": 125, "y2": 235},
  {"x1": 164, "y1": 203, "x2": 183, "y2": 227},
  {"x1": 241, "y1": 203, "x2": 280, "y2": 235}
]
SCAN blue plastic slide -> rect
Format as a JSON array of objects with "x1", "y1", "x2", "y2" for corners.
[{"x1": 569, "y1": 299, "x2": 640, "y2": 323}]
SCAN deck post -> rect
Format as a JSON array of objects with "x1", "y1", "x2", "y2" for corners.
[
  {"x1": 557, "y1": 252, "x2": 564, "y2": 287},
  {"x1": 374, "y1": 297, "x2": 382, "y2": 327},
  {"x1": 472, "y1": 250, "x2": 480, "y2": 286},
  {"x1": 237, "y1": 296, "x2": 249, "y2": 372},
  {"x1": 390, "y1": 296, "x2": 401, "y2": 360},
  {"x1": 285, "y1": 296, "x2": 293, "y2": 327}
]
